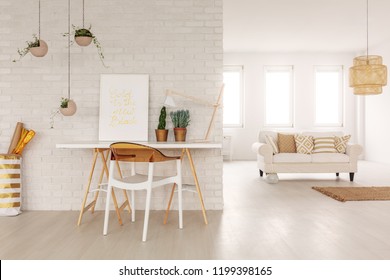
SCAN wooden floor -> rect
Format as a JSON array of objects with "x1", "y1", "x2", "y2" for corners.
[{"x1": 1, "y1": 160, "x2": 390, "y2": 260}]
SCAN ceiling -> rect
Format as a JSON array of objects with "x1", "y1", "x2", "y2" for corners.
[{"x1": 223, "y1": 0, "x2": 390, "y2": 53}]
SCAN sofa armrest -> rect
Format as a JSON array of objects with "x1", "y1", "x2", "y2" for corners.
[
  {"x1": 346, "y1": 144, "x2": 363, "y2": 160},
  {"x1": 252, "y1": 142, "x2": 273, "y2": 163}
]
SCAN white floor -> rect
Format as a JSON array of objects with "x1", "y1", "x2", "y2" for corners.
[{"x1": 1, "y1": 160, "x2": 390, "y2": 260}]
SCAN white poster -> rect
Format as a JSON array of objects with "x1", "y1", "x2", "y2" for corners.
[{"x1": 99, "y1": 74, "x2": 149, "y2": 141}]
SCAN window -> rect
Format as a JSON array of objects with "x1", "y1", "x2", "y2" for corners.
[
  {"x1": 315, "y1": 66, "x2": 343, "y2": 126},
  {"x1": 264, "y1": 66, "x2": 294, "y2": 127},
  {"x1": 223, "y1": 66, "x2": 244, "y2": 127}
]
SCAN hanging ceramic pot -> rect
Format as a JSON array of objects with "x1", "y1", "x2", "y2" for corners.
[
  {"x1": 75, "y1": 35, "x2": 92, "y2": 46},
  {"x1": 29, "y1": 39, "x2": 48, "y2": 57},
  {"x1": 60, "y1": 100, "x2": 77, "y2": 116}
]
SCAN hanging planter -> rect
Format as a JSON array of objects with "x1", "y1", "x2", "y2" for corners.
[
  {"x1": 74, "y1": 27, "x2": 93, "y2": 46},
  {"x1": 63, "y1": 25, "x2": 107, "y2": 67},
  {"x1": 13, "y1": 35, "x2": 48, "y2": 62},
  {"x1": 63, "y1": 0, "x2": 107, "y2": 67},
  {"x1": 12, "y1": 1, "x2": 48, "y2": 62},
  {"x1": 60, "y1": 98, "x2": 77, "y2": 116},
  {"x1": 29, "y1": 39, "x2": 48, "y2": 57}
]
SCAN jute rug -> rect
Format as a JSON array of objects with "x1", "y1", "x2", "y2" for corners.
[{"x1": 312, "y1": 186, "x2": 390, "y2": 202}]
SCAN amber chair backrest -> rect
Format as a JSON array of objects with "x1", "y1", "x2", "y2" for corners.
[{"x1": 110, "y1": 142, "x2": 180, "y2": 163}]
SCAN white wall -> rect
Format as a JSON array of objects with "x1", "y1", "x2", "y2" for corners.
[
  {"x1": 0, "y1": 0, "x2": 223, "y2": 210},
  {"x1": 224, "y1": 52, "x2": 357, "y2": 160},
  {"x1": 364, "y1": 39, "x2": 390, "y2": 164}
]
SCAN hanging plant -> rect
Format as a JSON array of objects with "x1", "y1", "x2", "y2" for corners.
[
  {"x1": 12, "y1": 1, "x2": 48, "y2": 62},
  {"x1": 63, "y1": 25, "x2": 107, "y2": 67},
  {"x1": 60, "y1": 97, "x2": 77, "y2": 116}
]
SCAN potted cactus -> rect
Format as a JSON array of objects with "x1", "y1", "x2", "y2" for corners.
[
  {"x1": 170, "y1": 109, "x2": 190, "y2": 142},
  {"x1": 155, "y1": 106, "x2": 168, "y2": 142}
]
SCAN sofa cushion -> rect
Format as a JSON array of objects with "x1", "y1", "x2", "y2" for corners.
[
  {"x1": 335, "y1": 135, "x2": 351, "y2": 153},
  {"x1": 312, "y1": 136, "x2": 337, "y2": 153},
  {"x1": 277, "y1": 133, "x2": 296, "y2": 153},
  {"x1": 294, "y1": 134, "x2": 314, "y2": 154},
  {"x1": 311, "y1": 153, "x2": 350, "y2": 163},
  {"x1": 273, "y1": 153, "x2": 311, "y2": 163}
]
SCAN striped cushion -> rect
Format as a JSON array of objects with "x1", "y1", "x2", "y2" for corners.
[
  {"x1": 335, "y1": 135, "x2": 351, "y2": 153},
  {"x1": 313, "y1": 137, "x2": 337, "y2": 153},
  {"x1": 294, "y1": 134, "x2": 314, "y2": 154},
  {"x1": 265, "y1": 135, "x2": 279, "y2": 154},
  {"x1": 277, "y1": 133, "x2": 296, "y2": 153}
]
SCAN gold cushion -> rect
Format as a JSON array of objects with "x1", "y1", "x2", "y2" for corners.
[{"x1": 277, "y1": 133, "x2": 296, "y2": 153}]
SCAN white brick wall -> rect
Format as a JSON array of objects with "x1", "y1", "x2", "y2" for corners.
[{"x1": 0, "y1": 0, "x2": 223, "y2": 211}]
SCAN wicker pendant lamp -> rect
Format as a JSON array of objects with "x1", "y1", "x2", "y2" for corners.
[{"x1": 349, "y1": 0, "x2": 387, "y2": 95}]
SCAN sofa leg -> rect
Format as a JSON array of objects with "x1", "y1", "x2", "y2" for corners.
[
  {"x1": 259, "y1": 169, "x2": 263, "y2": 177},
  {"x1": 349, "y1": 173, "x2": 355, "y2": 182},
  {"x1": 336, "y1": 173, "x2": 339, "y2": 177}
]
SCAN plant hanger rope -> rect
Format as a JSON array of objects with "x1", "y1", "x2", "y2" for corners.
[
  {"x1": 68, "y1": 0, "x2": 71, "y2": 100},
  {"x1": 38, "y1": 0, "x2": 41, "y2": 39},
  {"x1": 83, "y1": 0, "x2": 85, "y2": 28}
]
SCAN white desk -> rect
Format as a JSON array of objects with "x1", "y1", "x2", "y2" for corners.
[{"x1": 56, "y1": 141, "x2": 222, "y2": 225}]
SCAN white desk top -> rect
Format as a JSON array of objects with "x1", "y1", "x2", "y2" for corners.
[{"x1": 56, "y1": 141, "x2": 222, "y2": 149}]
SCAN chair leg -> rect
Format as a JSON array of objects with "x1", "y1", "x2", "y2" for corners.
[
  {"x1": 349, "y1": 173, "x2": 355, "y2": 182},
  {"x1": 131, "y1": 190, "x2": 135, "y2": 222},
  {"x1": 259, "y1": 169, "x2": 263, "y2": 177},
  {"x1": 178, "y1": 181, "x2": 183, "y2": 229},
  {"x1": 103, "y1": 185, "x2": 112, "y2": 235},
  {"x1": 142, "y1": 188, "x2": 152, "y2": 242}
]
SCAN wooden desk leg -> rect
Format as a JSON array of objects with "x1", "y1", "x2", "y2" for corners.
[
  {"x1": 77, "y1": 148, "x2": 99, "y2": 226},
  {"x1": 185, "y1": 148, "x2": 208, "y2": 225},
  {"x1": 164, "y1": 148, "x2": 208, "y2": 225},
  {"x1": 91, "y1": 149, "x2": 109, "y2": 214},
  {"x1": 164, "y1": 149, "x2": 185, "y2": 224}
]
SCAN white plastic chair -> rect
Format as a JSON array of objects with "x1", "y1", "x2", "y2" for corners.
[{"x1": 103, "y1": 142, "x2": 183, "y2": 242}]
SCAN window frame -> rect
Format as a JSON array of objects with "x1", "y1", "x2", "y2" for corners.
[
  {"x1": 314, "y1": 65, "x2": 344, "y2": 127},
  {"x1": 223, "y1": 65, "x2": 244, "y2": 128},
  {"x1": 264, "y1": 65, "x2": 294, "y2": 127}
]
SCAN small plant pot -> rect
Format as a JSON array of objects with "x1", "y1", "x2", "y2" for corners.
[
  {"x1": 75, "y1": 36, "x2": 93, "y2": 46},
  {"x1": 173, "y1": 128, "x2": 187, "y2": 142},
  {"x1": 155, "y1": 129, "x2": 168, "y2": 142},
  {"x1": 60, "y1": 100, "x2": 77, "y2": 116},
  {"x1": 29, "y1": 39, "x2": 48, "y2": 57}
]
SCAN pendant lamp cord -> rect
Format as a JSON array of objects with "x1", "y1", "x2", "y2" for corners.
[
  {"x1": 38, "y1": 0, "x2": 41, "y2": 39},
  {"x1": 68, "y1": 0, "x2": 71, "y2": 100}
]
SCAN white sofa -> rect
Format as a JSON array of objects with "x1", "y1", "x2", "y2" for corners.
[{"x1": 251, "y1": 130, "x2": 363, "y2": 182}]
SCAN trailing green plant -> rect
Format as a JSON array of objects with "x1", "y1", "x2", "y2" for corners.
[
  {"x1": 157, "y1": 106, "x2": 167, "y2": 129},
  {"x1": 170, "y1": 109, "x2": 190, "y2": 128},
  {"x1": 60, "y1": 97, "x2": 70, "y2": 108},
  {"x1": 12, "y1": 34, "x2": 40, "y2": 62},
  {"x1": 63, "y1": 25, "x2": 107, "y2": 67}
]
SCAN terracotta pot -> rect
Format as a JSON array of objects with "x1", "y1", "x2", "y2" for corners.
[
  {"x1": 75, "y1": 36, "x2": 93, "y2": 46},
  {"x1": 29, "y1": 39, "x2": 48, "y2": 57},
  {"x1": 173, "y1": 127, "x2": 187, "y2": 142},
  {"x1": 60, "y1": 100, "x2": 77, "y2": 116},
  {"x1": 155, "y1": 129, "x2": 168, "y2": 142}
]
